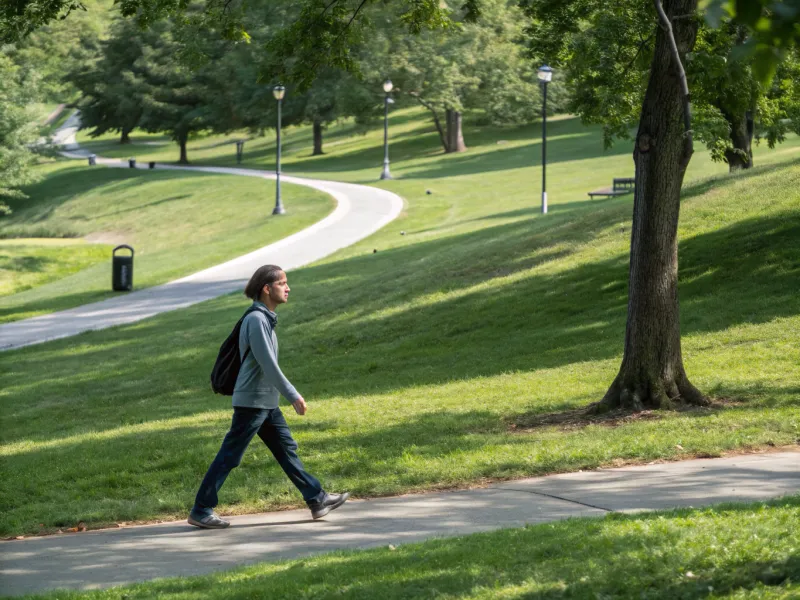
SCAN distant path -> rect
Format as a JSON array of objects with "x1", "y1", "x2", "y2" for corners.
[
  {"x1": 1, "y1": 451, "x2": 797, "y2": 597},
  {"x1": 43, "y1": 103, "x2": 66, "y2": 125},
  {"x1": 0, "y1": 112, "x2": 403, "y2": 351}
]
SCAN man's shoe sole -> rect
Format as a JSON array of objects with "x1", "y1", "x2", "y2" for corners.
[
  {"x1": 311, "y1": 492, "x2": 350, "y2": 520},
  {"x1": 188, "y1": 516, "x2": 230, "y2": 529}
]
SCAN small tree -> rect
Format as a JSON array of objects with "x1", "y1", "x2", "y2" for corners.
[
  {"x1": 0, "y1": 53, "x2": 40, "y2": 214},
  {"x1": 68, "y1": 19, "x2": 147, "y2": 144},
  {"x1": 299, "y1": 69, "x2": 376, "y2": 155},
  {"x1": 133, "y1": 22, "x2": 215, "y2": 164},
  {"x1": 363, "y1": 0, "x2": 542, "y2": 153}
]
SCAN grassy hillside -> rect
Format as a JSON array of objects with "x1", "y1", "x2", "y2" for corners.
[
  {"x1": 0, "y1": 160, "x2": 333, "y2": 322},
  {"x1": 1, "y1": 135, "x2": 797, "y2": 535},
  {"x1": 76, "y1": 108, "x2": 800, "y2": 186}
]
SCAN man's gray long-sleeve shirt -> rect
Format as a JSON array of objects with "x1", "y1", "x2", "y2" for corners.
[{"x1": 232, "y1": 302, "x2": 301, "y2": 409}]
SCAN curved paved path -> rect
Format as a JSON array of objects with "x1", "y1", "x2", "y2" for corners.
[{"x1": 0, "y1": 113, "x2": 403, "y2": 351}]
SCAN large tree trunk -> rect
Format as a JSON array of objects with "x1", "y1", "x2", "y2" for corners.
[
  {"x1": 722, "y1": 109, "x2": 754, "y2": 171},
  {"x1": 598, "y1": 0, "x2": 708, "y2": 412},
  {"x1": 312, "y1": 119, "x2": 324, "y2": 155},
  {"x1": 445, "y1": 109, "x2": 467, "y2": 153},
  {"x1": 120, "y1": 128, "x2": 132, "y2": 144},
  {"x1": 178, "y1": 133, "x2": 189, "y2": 164}
]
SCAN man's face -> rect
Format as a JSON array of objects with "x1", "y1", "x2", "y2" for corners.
[{"x1": 265, "y1": 272, "x2": 290, "y2": 305}]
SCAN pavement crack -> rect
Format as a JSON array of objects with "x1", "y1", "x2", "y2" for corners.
[{"x1": 501, "y1": 487, "x2": 614, "y2": 512}]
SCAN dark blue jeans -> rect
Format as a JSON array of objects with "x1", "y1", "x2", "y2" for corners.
[{"x1": 192, "y1": 406, "x2": 324, "y2": 517}]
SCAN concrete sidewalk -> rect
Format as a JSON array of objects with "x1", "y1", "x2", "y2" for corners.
[
  {"x1": 1, "y1": 452, "x2": 797, "y2": 597},
  {"x1": 0, "y1": 112, "x2": 403, "y2": 351}
]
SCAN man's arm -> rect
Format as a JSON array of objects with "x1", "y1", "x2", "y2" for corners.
[{"x1": 246, "y1": 315, "x2": 302, "y2": 404}]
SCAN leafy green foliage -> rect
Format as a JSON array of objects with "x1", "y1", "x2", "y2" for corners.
[
  {"x1": 67, "y1": 18, "x2": 147, "y2": 143},
  {"x1": 264, "y1": 0, "x2": 483, "y2": 88},
  {"x1": 3, "y1": 0, "x2": 112, "y2": 102},
  {"x1": 0, "y1": 0, "x2": 85, "y2": 44},
  {"x1": 523, "y1": 0, "x2": 653, "y2": 148},
  {"x1": 358, "y1": 0, "x2": 551, "y2": 152},
  {"x1": 758, "y1": 48, "x2": 800, "y2": 147},
  {"x1": 704, "y1": 0, "x2": 800, "y2": 82},
  {"x1": 0, "y1": 53, "x2": 41, "y2": 208},
  {"x1": 522, "y1": 0, "x2": 799, "y2": 169}
]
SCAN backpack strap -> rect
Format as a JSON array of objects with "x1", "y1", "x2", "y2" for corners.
[{"x1": 239, "y1": 305, "x2": 271, "y2": 361}]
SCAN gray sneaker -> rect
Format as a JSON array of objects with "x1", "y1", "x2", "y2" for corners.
[
  {"x1": 309, "y1": 492, "x2": 350, "y2": 520},
  {"x1": 188, "y1": 513, "x2": 230, "y2": 529}
]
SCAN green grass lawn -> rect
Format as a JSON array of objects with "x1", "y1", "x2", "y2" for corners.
[
  {"x1": 1, "y1": 121, "x2": 798, "y2": 538},
  {"x1": 15, "y1": 496, "x2": 800, "y2": 599},
  {"x1": 0, "y1": 238, "x2": 110, "y2": 296},
  {"x1": 0, "y1": 159, "x2": 333, "y2": 322},
  {"x1": 76, "y1": 108, "x2": 800, "y2": 184}
]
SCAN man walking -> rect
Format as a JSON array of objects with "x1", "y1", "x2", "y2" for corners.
[{"x1": 189, "y1": 264, "x2": 349, "y2": 528}]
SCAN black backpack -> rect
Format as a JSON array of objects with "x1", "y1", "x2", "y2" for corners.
[{"x1": 210, "y1": 306, "x2": 268, "y2": 395}]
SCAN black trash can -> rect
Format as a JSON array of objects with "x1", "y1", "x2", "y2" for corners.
[
  {"x1": 128, "y1": 158, "x2": 136, "y2": 168},
  {"x1": 112, "y1": 245, "x2": 134, "y2": 291},
  {"x1": 88, "y1": 154, "x2": 96, "y2": 166},
  {"x1": 148, "y1": 161, "x2": 156, "y2": 169}
]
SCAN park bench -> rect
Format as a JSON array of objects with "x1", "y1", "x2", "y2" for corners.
[{"x1": 588, "y1": 177, "x2": 635, "y2": 198}]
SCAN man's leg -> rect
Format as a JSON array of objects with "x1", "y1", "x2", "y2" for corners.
[
  {"x1": 191, "y1": 407, "x2": 267, "y2": 525},
  {"x1": 258, "y1": 408, "x2": 350, "y2": 519},
  {"x1": 257, "y1": 407, "x2": 324, "y2": 503}
]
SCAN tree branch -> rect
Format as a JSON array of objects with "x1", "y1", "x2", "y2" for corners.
[
  {"x1": 653, "y1": 0, "x2": 693, "y2": 163},
  {"x1": 302, "y1": 0, "x2": 369, "y2": 82},
  {"x1": 623, "y1": 32, "x2": 655, "y2": 75},
  {"x1": 408, "y1": 91, "x2": 449, "y2": 152},
  {"x1": 331, "y1": 0, "x2": 369, "y2": 48}
]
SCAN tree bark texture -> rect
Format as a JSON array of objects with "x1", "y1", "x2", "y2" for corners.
[
  {"x1": 445, "y1": 109, "x2": 467, "y2": 153},
  {"x1": 313, "y1": 119, "x2": 324, "y2": 155},
  {"x1": 723, "y1": 109, "x2": 754, "y2": 171},
  {"x1": 599, "y1": 0, "x2": 708, "y2": 411},
  {"x1": 178, "y1": 134, "x2": 189, "y2": 164}
]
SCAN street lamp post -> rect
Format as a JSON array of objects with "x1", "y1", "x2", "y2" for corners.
[
  {"x1": 380, "y1": 79, "x2": 394, "y2": 180},
  {"x1": 272, "y1": 84, "x2": 286, "y2": 215},
  {"x1": 537, "y1": 65, "x2": 553, "y2": 214}
]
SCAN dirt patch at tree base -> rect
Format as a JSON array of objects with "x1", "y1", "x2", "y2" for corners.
[{"x1": 507, "y1": 397, "x2": 746, "y2": 432}]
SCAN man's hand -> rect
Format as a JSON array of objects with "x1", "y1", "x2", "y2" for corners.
[{"x1": 292, "y1": 396, "x2": 307, "y2": 415}]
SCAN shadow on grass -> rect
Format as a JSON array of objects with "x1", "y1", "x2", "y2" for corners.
[
  {"x1": 5, "y1": 162, "x2": 800, "y2": 400},
  {"x1": 5, "y1": 163, "x2": 217, "y2": 236},
  {"x1": 0, "y1": 289, "x2": 124, "y2": 322},
  {"x1": 0, "y1": 254, "x2": 51, "y2": 274},
  {"x1": 186, "y1": 116, "x2": 625, "y2": 180},
  {"x1": 4, "y1": 177, "x2": 799, "y2": 436}
]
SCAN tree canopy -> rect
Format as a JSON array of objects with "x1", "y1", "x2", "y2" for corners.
[{"x1": 0, "y1": 53, "x2": 41, "y2": 213}]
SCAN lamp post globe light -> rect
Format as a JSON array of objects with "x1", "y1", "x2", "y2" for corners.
[
  {"x1": 537, "y1": 65, "x2": 552, "y2": 214},
  {"x1": 380, "y1": 79, "x2": 394, "y2": 180},
  {"x1": 272, "y1": 84, "x2": 286, "y2": 215}
]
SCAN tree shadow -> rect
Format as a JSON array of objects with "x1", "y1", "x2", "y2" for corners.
[
  {"x1": 6, "y1": 163, "x2": 216, "y2": 232},
  {"x1": 0, "y1": 254, "x2": 51, "y2": 274},
  {"x1": 92, "y1": 194, "x2": 192, "y2": 219},
  {"x1": 0, "y1": 288, "x2": 127, "y2": 323},
  {"x1": 5, "y1": 160, "x2": 799, "y2": 418}
]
